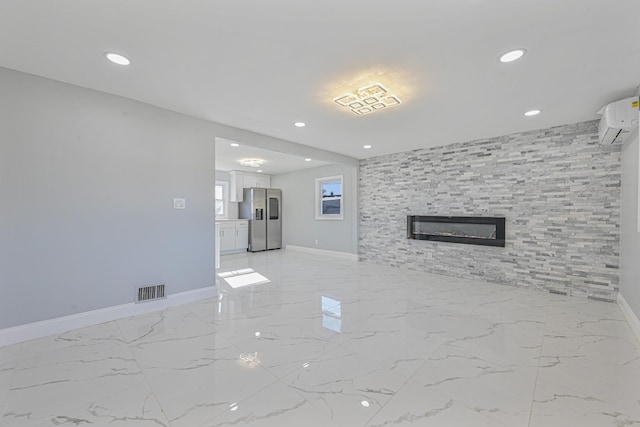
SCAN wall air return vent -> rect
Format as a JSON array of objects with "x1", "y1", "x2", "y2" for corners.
[{"x1": 136, "y1": 284, "x2": 166, "y2": 303}]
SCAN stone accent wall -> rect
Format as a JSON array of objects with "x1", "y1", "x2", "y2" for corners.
[{"x1": 359, "y1": 121, "x2": 622, "y2": 301}]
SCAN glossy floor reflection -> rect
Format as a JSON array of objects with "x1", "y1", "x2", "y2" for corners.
[{"x1": 1, "y1": 250, "x2": 640, "y2": 426}]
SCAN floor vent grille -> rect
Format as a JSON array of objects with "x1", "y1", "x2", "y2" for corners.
[{"x1": 137, "y1": 284, "x2": 166, "y2": 303}]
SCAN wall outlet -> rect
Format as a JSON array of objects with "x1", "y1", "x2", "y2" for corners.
[
  {"x1": 427, "y1": 252, "x2": 433, "y2": 259},
  {"x1": 315, "y1": 240, "x2": 319, "y2": 246},
  {"x1": 173, "y1": 198, "x2": 186, "y2": 209}
]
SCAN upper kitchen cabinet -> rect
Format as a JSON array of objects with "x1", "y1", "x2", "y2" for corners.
[{"x1": 229, "y1": 170, "x2": 271, "y2": 202}]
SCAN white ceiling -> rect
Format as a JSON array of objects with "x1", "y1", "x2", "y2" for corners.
[
  {"x1": 1, "y1": 1, "x2": 639, "y2": 160},
  {"x1": 215, "y1": 138, "x2": 329, "y2": 175}
]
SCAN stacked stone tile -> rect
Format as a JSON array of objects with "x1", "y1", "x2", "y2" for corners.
[{"x1": 359, "y1": 120, "x2": 622, "y2": 301}]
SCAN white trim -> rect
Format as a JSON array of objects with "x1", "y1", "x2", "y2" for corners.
[
  {"x1": 315, "y1": 175, "x2": 344, "y2": 220},
  {"x1": 0, "y1": 286, "x2": 217, "y2": 347},
  {"x1": 215, "y1": 180, "x2": 229, "y2": 219},
  {"x1": 221, "y1": 248, "x2": 248, "y2": 255},
  {"x1": 617, "y1": 292, "x2": 640, "y2": 344},
  {"x1": 286, "y1": 245, "x2": 358, "y2": 262}
]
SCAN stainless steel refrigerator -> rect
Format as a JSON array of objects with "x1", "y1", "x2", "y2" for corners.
[{"x1": 239, "y1": 188, "x2": 282, "y2": 252}]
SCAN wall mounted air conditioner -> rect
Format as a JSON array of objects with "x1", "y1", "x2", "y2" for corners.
[{"x1": 598, "y1": 96, "x2": 639, "y2": 145}]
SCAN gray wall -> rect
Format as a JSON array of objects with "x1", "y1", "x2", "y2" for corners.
[
  {"x1": 620, "y1": 128, "x2": 640, "y2": 316},
  {"x1": 271, "y1": 164, "x2": 358, "y2": 255},
  {"x1": 360, "y1": 121, "x2": 621, "y2": 300},
  {"x1": 0, "y1": 68, "x2": 216, "y2": 328}
]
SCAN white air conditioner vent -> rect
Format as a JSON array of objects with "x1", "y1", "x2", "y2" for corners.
[{"x1": 598, "y1": 96, "x2": 639, "y2": 145}]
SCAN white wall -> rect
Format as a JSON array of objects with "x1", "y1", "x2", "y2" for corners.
[
  {"x1": 0, "y1": 68, "x2": 217, "y2": 328},
  {"x1": 271, "y1": 164, "x2": 358, "y2": 255},
  {"x1": 0, "y1": 67, "x2": 358, "y2": 330},
  {"x1": 620, "y1": 127, "x2": 640, "y2": 320}
]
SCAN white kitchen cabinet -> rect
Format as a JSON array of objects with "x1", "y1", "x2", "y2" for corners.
[
  {"x1": 256, "y1": 175, "x2": 271, "y2": 188},
  {"x1": 216, "y1": 220, "x2": 249, "y2": 254},
  {"x1": 243, "y1": 175, "x2": 259, "y2": 189},
  {"x1": 215, "y1": 223, "x2": 220, "y2": 269},
  {"x1": 218, "y1": 222, "x2": 237, "y2": 252},
  {"x1": 229, "y1": 171, "x2": 271, "y2": 202},
  {"x1": 229, "y1": 171, "x2": 242, "y2": 202},
  {"x1": 236, "y1": 221, "x2": 248, "y2": 250}
]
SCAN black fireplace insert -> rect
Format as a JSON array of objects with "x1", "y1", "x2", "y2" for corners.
[{"x1": 407, "y1": 216, "x2": 505, "y2": 247}]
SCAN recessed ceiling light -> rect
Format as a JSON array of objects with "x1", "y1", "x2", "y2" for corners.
[
  {"x1": 230, "y1": 143, "x2": 240, "y2": 147},
  {"x1": 294, "y1": 122, "x2": 306, "y2": 127},
  {"x1": 304, "y1": 158, "x2": 312, "y2": 162},
  {"x1": 363, "y1": 145, "x2": 372, "y2": 149},
  {"x1": 104, "y1": 52, "x2": 131, "y2": 66},
  {"x1": 361, "y1": 400, "x2": 370, "y2": 408},
  {"x1": 256, "y1": 170, "x2": 263, "y2": 173},
  {"x1": 499, "y1": 49, "x2": 526, "y2": 63},
  {"x1": 524, "y1": 109, "x2": 541, "y2": 116}
]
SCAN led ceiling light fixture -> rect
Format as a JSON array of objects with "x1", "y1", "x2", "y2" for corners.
[
  {"x1": 334, "y1": 83, "x2": 401, "y2": 116},
  {"x1": 500, "y1": 49, "x2": 526, "y2": 63},
  {"x1": 239, "y1": 159, "x2": 263, "y2": 168},
  {"x1": 104, "y1": 52, "x2": 131, "y2": 66}
]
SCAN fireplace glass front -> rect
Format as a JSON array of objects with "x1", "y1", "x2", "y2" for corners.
[{"x1": 407, "y1": 216, "x2": 505, "y2": 247}]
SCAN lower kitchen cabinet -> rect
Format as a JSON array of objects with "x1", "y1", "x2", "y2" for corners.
[
  {"x1": 235, "y1": 222, "x2": 248, "y2": 251},
  {"x1": 217, "y1": 220, "x2": 248, "y2": 254}
]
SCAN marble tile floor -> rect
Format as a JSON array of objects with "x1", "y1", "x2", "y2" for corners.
[{"x1": 1, "y1": 250, "x2": 640, "y2": 427}]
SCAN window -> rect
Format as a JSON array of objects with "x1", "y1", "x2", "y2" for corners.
[
  {"x1": 215, "y1": 180, "x2": 229, "y2": 218},
  {"x1": 315, "y1": 175, "x2": 343, "y2": 220}
]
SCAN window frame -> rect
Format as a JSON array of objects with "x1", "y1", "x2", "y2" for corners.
[
  {"x1": 315, "y1": 175, "x2": 344, "y2": 221},
  {"x1": 215, "y1": 180, "x2": 229, "y2": 219}
]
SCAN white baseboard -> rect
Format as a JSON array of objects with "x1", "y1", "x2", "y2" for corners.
[
  {"x1": 221, "y1": 248, "x2": 248, "y2": 255},
  {"x1": 0, "y1": 286, "x2": 217, "y2": 347},
  {"x1": 617, "y1": 292, "x2": 640, "y2": 344},
  {"x1": 285, "y1": 245, "x2": 358, "y2": 262}
]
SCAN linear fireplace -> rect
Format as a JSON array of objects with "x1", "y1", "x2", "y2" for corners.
[{"x1": 407, "y1": 216, "x2": 506, "y2": 247}]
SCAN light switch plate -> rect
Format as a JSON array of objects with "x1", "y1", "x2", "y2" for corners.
[{"x1": 173, "y1": 198, "x2": 186, "y2": 209}]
